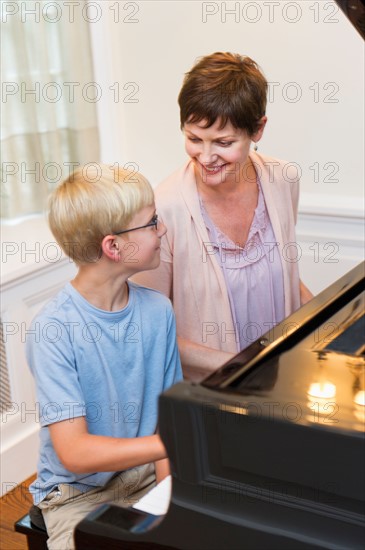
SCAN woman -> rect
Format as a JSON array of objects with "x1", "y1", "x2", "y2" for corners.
[{"x1": 134, "y1": 52, "x2": 312, "y2": 380}]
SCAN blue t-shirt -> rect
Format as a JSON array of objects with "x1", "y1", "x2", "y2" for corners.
[{"x1": 26, "y1": 281, "x2": 182, "y2": 504}]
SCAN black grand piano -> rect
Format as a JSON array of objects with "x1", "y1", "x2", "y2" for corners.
[
  {"x1": 74, "y1": 262, "x2": 364, "y2": 549},
  {"x1": 74, "y1": 2, "x2": 365, "y2": 547}
]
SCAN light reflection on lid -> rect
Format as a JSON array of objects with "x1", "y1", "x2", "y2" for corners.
[
  {"x1": 354, "y1": 390, "x2": 365, "y2": 407},
  {"x1": 307, "y1": 381, "x2": 337, "y2": 399}
]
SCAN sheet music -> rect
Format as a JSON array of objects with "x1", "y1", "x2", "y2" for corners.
[{"x1": 133, "y1": 475, "x2": 172, "y2": 516}]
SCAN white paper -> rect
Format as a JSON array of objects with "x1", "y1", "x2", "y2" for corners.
[{"x1": 133, "y1": 475, "x2": 172, "y2": 516}]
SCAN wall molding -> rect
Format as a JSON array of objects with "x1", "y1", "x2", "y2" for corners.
[
  {"x1": 299, "y1": 192, "x2": 364, "y2": 220},
  {"x1": 297, "y1": 196, "x2": 364, "y2": 295},
  {"x1": 1, "y1": 240, "x2": 76, "y2": 495}
]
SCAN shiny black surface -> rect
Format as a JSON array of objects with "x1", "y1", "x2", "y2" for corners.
[{"x1": 202, "y1": 261, "x2": 364, "y2": 391}]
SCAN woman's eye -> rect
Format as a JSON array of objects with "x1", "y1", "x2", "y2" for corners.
[
  {"x1": 188, "y1": 137, "x2": 200, "y2": 143},
  {"x1": 218, "y1": 141, "x2": 233, "y2": 147}
]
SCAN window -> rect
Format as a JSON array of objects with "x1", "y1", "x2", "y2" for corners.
[{"x1": 1, "y1": 1, "x2": 100, "y2": 219}]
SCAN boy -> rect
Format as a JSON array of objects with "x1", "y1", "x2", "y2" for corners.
[{"x1": 26, "y1": 164, "x2": 182, "y2": 550}]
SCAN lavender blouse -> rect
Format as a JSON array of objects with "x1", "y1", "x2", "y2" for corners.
[{"x1": 200, "y1": 182, "x2": 285, "y2": 352}]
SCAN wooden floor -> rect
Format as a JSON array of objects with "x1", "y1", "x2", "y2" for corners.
[{"x1": 0, "y1": 474, "x2": 36, "y2": 550}]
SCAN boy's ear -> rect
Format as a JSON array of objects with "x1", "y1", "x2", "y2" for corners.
[{"x1": 102, "y1": 235, "x2": 121, "y2": 262}]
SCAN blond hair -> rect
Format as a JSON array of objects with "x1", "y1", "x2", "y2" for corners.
[{"x1": 48, "y1": 164, "x2": 154, "y2": 264}]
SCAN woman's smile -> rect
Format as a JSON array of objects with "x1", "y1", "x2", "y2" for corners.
[{"x1": 184, "y1": 119, "x2": 254, "y2": 188}]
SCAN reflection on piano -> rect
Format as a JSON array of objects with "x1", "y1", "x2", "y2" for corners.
[{"x1": 75, "y1": 261, "x2": 365, "y2": 549}]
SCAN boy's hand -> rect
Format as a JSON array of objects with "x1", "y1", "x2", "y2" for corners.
[{"x1": 155, "y1": 458, "x2": 170, "y2": 484}]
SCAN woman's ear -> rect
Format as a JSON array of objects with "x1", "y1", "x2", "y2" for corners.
[
  {"x1": 101, "y1": 235, "x2": 120, "y2": 262},
  {"x1": 252, "y1": 116, "x2": 268, "y2": 143}
]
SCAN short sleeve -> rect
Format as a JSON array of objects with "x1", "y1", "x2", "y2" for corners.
[{"x1": 26, "y1": 317, "x2": 86, "y2": 427}]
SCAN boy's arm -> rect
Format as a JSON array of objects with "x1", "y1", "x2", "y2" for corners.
[{"x1": 49, "y1": 416, "x2": 166, "y2": 474}]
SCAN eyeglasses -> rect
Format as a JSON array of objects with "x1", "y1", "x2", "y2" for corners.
[{"x1": 113, "y1": 214, "x2": 159, "y2": 235}]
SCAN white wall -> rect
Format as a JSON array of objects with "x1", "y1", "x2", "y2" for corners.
[
  {"x1": 90, "y1": 0, "x2": 364, "y2": 197},
  {"x1": 89, "y1": 0, "x2": 364, "y2": 292}
]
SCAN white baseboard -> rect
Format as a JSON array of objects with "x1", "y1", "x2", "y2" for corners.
[{"x1": 297, "y1": 195, "x2": 364, "y2": 294}]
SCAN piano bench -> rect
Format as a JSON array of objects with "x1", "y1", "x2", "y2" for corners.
[{"x1": 14, "y1": 511, "x2": 48, "y2": 550}]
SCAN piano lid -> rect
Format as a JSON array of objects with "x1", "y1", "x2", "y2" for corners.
[
  {"x1": 202, "y1": 262, "x2": 364, "y2": 390},
  {"x1": 199, "y1": 262, "x2": 365, "y2": 434}
]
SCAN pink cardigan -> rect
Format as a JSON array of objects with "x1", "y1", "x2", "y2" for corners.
[{"x1": 134, "y1": 152, "x2": 301, "y2": 353}]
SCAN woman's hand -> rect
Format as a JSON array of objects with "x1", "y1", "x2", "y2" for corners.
[
  {"x1": 299, "y1": 280, "x2": 314, "y2": 305},
  {"x1": 178, "y1": 337, "x2": 235, "y2": 382}
]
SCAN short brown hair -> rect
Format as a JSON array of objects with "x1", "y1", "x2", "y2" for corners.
[{"x1": 178, "y1": 52, "x2": 268, "y2": 136}]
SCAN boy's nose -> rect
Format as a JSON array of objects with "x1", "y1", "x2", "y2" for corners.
[{"x1": 157, "y1": 220, "x2": 167, "y2": 237}]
